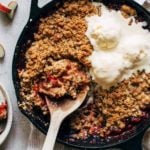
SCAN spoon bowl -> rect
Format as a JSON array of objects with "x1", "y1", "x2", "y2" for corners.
[
  {"x1": 0, "y1": 84, "x2": 13, "y2": 145},
  {"x1": 42, "y1": 86, "x2": 89, "y2": 150}
]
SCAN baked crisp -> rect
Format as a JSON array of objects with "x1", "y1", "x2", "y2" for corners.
[
  {"x1": 18, "y1": 0, "x2": 150, "y2": 140},
  {"x1": 19, "y1": 0, "x2": 97, "y2": 113},
  {"x1": 71, "y1": 71, "x2": 150, "y2": 139}
]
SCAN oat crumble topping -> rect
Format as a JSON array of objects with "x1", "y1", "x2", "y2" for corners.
[{"x1": 18, "y1": 0, "x2": 150, "y2": 139}]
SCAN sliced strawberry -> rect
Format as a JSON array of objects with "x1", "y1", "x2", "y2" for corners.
[
  {"x1": 0, "y1": 3, "x2": 11, "y2": 14},
  {"x1": 47, "y1": 76, "x2": 58, "y2": 86},
  {"x1": 47, "y1": 75, "x2": 57, "y2": 81},
  {"x1": 0, "y1": 101, "x2": 7, "y2": 119},
  {"x1": 0, "y1": 108, "x2": 7, "y2": 119},
  {"x1": 33, "y1": 84, "x2": 39, "y2": 92},
  {"x1": 0, "y1": 101, "x2": 7, "y2": 109}
]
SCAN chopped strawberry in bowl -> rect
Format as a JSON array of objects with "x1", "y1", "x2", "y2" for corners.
[
  {"x1": 0, "y1": 101, "x2": 7, "y2": 121},
  {"x1": 0, "y1": 84, "x2": 13, "y2": 145}
]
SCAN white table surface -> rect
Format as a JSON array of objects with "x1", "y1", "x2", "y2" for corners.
[{"x1": 0, "y1": 0, "x2": 149, "y2": 150}]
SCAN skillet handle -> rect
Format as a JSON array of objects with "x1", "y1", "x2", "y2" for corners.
[
  {"x1": 115, "y1": 128, "x2": 148, "y2": 150},
  {"x1": 30, "y1": 0, "x2": 41, "y2": 19}
]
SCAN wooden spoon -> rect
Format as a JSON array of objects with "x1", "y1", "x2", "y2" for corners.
[{"x1": 42, "y1": 86, "x2": 89, "y2": 150}]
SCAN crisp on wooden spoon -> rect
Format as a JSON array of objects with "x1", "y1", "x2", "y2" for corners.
[{"x1": 42, "y1": 86, "x2": 89, "y2": 150}]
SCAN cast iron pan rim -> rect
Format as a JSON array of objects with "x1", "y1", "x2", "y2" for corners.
[
  {"x1": 12, "y1": 0, "x2": 150, "y2": 149},
  {"x1": 17, "y1": 104, "x2": 150, "y2": 149},
  {"x1": 17, "y1": 106, "x2": 150, "y2": 149}
]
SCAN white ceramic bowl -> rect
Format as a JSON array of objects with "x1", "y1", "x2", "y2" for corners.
[{"x1": 0, "y1": 84, "x2": 13, "y2": 145}]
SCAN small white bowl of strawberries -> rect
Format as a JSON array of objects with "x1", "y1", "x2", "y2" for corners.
[{"x1": 0, "y1": 84, "x2": 13, "y2": 145}]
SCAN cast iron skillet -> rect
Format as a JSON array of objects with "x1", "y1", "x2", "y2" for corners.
[{"x1": 12, "y1": 0, "x2": 150, "y2": 149}]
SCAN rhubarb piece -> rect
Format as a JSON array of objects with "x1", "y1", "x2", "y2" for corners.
[
  {"x1": 0, "y1": 3, "x2": 11, "y2": 14},
  {"x1": 7, "y1": 1, "x2": 18, "y2": 19},
  {"x1": 0, "y1": 44, "x2": 5, "y2": 59},
  {"x1": 0, "y1": 101, "x2": 7, "y2": 120}
]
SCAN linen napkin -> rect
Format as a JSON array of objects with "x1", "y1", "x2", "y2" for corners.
[
  {"x1": 27, "y1": 1, "x2": 150, "y2": 150},
  {"x1": 27, "y1": 124, "x2": 45, "y2": 150}
]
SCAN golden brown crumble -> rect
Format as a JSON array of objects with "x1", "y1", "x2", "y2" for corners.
[
  {"x1": 19, "y1": 0, "x2": 97, "y2": 113},
  {"x1": 71, "y1": 71, "x2": 150, "y2": 138},
  {"x1": 121, "y1": 5, "x2": 137, "y2": 18},
  {"x1": 18, "y1": 0, "x2": 150, "y2": 139}
]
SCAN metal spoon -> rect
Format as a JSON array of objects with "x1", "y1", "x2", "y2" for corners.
[{"x1": 42, "y1": 86, "x2": 89, "y2": 150}]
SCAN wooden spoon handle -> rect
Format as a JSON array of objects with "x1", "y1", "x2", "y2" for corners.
[{"x1": 42, "y1": 114, "x2": 62, "y2": 150}]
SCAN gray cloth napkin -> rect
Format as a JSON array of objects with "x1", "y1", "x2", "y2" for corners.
[
  {"x1": 143, "y1": 129, "x2": 150, "y2": 150},
  {"x1": 27, "y1": 124, "x2": 65, "y2": 150},
  {"x1": 27, "y1": 124, "x2": 45, "y2": 150}
]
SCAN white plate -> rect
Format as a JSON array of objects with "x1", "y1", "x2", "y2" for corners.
[{"x1": 0, "y1": 84, "x2": 13, "y2": 145}]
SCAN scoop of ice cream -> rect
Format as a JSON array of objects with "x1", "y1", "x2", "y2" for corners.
[
  {"x1": 89, "y1": 51, "x2": 131, "y2": 89},
  {"x1": 121, "y1": 35, "x2": 149, "y2": 67},
  {"x1": 86, "y1": 5, "x2": 150, "y2": 89},
  {"x1": 86, "y1": 15, "x2": 121, "y2": 50},
  {"x1": 91, "y1": 24, "x2": 120, "y2": 49},
  {"x1": 88, "y1": 35, "x2": 149, "y2": 89}
]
